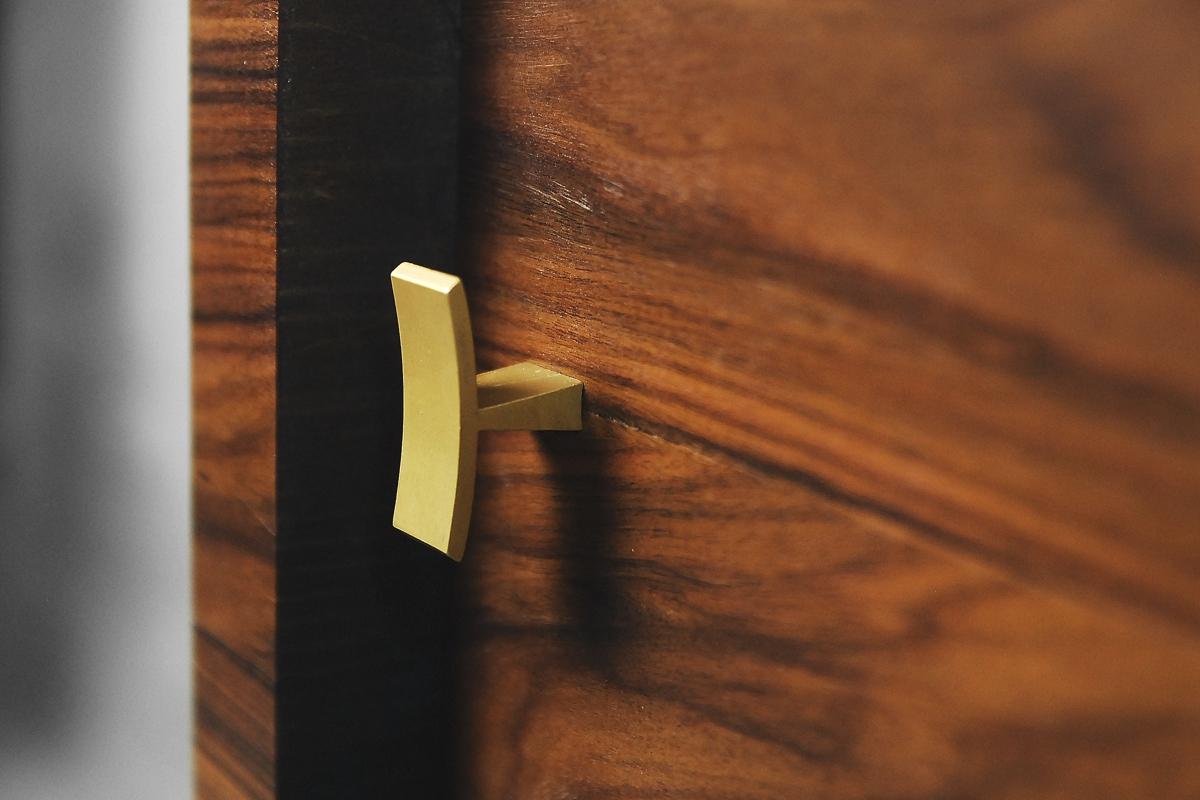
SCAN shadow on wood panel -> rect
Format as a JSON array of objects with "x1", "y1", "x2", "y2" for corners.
[{"x1": 540, "y1": 426, "x2": 633, "y2": 676}]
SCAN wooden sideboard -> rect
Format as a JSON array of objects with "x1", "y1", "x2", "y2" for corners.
[{"x1": 193, "y1": 1, "x2": 1200, "y2": 796}]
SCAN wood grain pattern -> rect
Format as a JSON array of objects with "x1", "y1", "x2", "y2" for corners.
[
  {"x1": 192, "y1": 1, "x2": 278, "y2": 798},
  {"x1": 456, "y1": 0, "x2": 1200, "y2": 796}
]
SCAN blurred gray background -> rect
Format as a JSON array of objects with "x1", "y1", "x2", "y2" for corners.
[{"x1": 0, "y1": 0, "x2": 190, "y2": 797}]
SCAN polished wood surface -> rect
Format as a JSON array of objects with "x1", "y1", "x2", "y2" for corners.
[
  {"x1": 192, "y1": 1, "x2": 278, "y2": 797},
  {"x1": 456, "y1": 0, "x2": 1200, "y2": 796}
]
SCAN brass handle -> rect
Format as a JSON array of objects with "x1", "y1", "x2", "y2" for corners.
[{"x1": 390, "y1": 263, "x2": 583, "y2": 560}]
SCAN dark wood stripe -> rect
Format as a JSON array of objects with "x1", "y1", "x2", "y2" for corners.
[{"x1": 272, "y1": 1, "x2": 461, "y2": 797}]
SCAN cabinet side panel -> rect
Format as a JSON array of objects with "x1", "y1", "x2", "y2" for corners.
[{"x1": 192, "y1": 1, "x2": 279, "y2": 797}]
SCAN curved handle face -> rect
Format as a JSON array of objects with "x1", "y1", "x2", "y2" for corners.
[
  {"x1": 391, "y1": 263, "x2": 583, "y2": 560},
  {"x1": 391, "y1": 263, "x2": 479, "y2": 560}
]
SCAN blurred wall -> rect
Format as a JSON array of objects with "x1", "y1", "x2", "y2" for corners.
[{"x1": 0, "y1": 1, "x2": 190, "y2": 797}]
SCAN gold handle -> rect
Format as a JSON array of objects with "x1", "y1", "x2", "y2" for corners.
[{"x1": 390, "y1": 263, "x2": 583, "y2": 560}]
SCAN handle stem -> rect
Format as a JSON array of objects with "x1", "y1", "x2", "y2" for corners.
[{"x1": 476, "y1": 362, "x2": 583, "y2": 431}]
